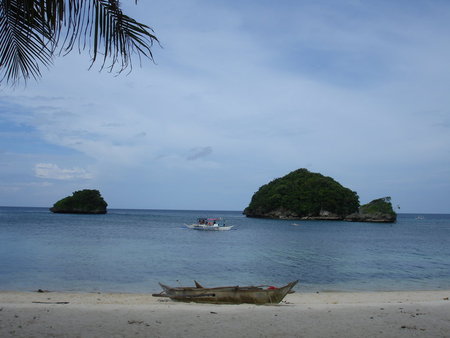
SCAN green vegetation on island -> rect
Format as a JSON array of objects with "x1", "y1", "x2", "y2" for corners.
[
  {"x1": 244, "y1": 169, "x2": 359, "y2": 219},
  {"x1": 244, "y1": 169, "x2": 397, "y2": 223},
  {"x1": 50, "y1": 189, "x2": 108, "y2": 214},
  {"x1": 345, "y1": 197, "x2": 397, "y2": 223}
]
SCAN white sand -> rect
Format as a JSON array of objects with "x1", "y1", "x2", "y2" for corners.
[{"x1": 1, "y1": 290, "x2": 449, "y2": 337}]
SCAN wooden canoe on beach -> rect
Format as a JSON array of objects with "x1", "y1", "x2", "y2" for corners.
[{"x1": 153, "y1": 280, "x2": 298, "y2": 304}]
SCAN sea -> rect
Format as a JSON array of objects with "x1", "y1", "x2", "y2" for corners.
[{"x1": 1, "y1": 207, "x2": 449, "y2": 294}]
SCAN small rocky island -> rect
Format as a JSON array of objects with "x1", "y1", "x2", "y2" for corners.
[
  {"x1": 344, "y1": 197, "x2": 397, "y2": 223},
  {"x1": 50, "y1": 189, "x2": 108, "y2": 214},
  {"x1": 243, "y1": 169, "x2": 396, "y2": 223}
]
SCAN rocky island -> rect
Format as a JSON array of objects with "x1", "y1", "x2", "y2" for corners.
[
  {"x1": 345, "y1": 197, "x2": 397, "y2": 223},
  {"x1": 50, "y1": 189, "x2": 108, "y2": 214},
  {"x1": 243, "y1": 169, "x2": 396, "y2": 223}
]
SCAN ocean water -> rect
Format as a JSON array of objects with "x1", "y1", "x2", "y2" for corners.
[{"x1": 0, "y1": 207, "x2": 449, "y2": 293}]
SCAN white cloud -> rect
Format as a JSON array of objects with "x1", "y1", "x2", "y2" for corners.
[{"x1": 35, "y1": 163, "x2": 93, "y2": 180}]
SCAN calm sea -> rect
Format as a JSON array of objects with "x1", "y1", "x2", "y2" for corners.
[{"x1": 1, "y1": 207, "x2": 449, "y2": 293}]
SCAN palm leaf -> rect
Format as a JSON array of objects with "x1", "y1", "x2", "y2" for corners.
[
  {"x1": 0, "y1": 0, "x2": 158, "y2": 85},
  {"x1": 0, "y1": 0, "x2": 55, "y2": 84}
]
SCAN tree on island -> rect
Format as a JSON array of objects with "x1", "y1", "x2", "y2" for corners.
[
  {"x1": 50, "y1": 189, "x2": 108, "y2": 214},
  {"x1": 0, "y1": 0, "x2": 158, "y2": 85},
  {"x1": 244, "y1": 168, "x2": 397, "y2": 223},
  {"x1": 244, "y1": 168, "x2": 360, "y2": 219}
]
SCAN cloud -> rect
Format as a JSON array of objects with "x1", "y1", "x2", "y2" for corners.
[
  {"x1": 35, "y1": 163, "x2": 93, "y2": 180},
  {"x1": 186, "y1": 146, "x2": 213, "y2": 160}
]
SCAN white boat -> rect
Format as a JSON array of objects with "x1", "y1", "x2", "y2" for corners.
[{"x1": 185, "y1": 218, "x2": 234, "y2": 231}]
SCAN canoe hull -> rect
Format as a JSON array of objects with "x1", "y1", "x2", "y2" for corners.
[{"x1": 156, "y1": 280, "x2": 298, "y2": 304}]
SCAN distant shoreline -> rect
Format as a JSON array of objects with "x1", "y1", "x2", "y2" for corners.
[
  {"x1": 1, "y1": 290, "x2": 449, "y2": 337},
  {"x1": 2, "y1": 205, "x2": 450, "y2": 216},
  {"x1": 1, "y1": 205, "x2": 450, "y2": 214}
]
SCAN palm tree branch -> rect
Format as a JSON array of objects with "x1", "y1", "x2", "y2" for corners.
[
  {"x1": 98, "y1": 0, "x2": 158, "y2": 73},
  {"x1": 0, "y1": 0, "x2": 159, "y2": 85},
  {"x1": 59, "y1": 0, "x2": 158, "y2": 73},
  {"x1": 0, "y1": 0, "x2": 55, "y2": 84}
]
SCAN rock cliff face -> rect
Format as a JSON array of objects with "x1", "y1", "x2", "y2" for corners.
[
  {"x1": 244, "y1": 207, "x2": 301, "y2": 220},
  {"x1": 244, "y1": 208, "x2": 343, "y2": 220},
  {"x1": 344, "y1": 212, "x2": 396, "y2": 223},
  {"x1": 300, "y1": 210, "x2": 343, "y2": 221},
  {"x1": 50, "y1": 189, "x2": 108, "y2": 214}
]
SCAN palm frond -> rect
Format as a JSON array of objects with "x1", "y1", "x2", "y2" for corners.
[
  {"x1": 0, "y1": 0, "x2": 55, "y2": 85},
  {"x1": 0, "y1": 0, "x2": 158, "y2": 86}
]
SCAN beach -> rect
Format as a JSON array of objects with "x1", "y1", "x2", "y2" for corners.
[{"x1": 1, "y1": 290, "x2": 449, "y2": 337}]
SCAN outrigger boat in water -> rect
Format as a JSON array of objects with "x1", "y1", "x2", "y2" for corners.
[
  {"x1": 153, "y1": 280, "x2": 298, "y2": 304},
  {"x1": 185, "y1": 218, "x2": 234, "y2": 231}
]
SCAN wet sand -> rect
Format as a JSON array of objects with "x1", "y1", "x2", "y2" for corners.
[{"x1": 1, "y1": 290, "x2": 449, "y2": 337}]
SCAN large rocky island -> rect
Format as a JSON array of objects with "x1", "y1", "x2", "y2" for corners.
[
  {"x1": 243, "y1": 169, "x2": 396, "y2": 223},
  {"x1": 50, "y1": 189, "x2": 108, "y2": 214}
]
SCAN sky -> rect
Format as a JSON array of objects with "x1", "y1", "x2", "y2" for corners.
[{"x1": 1, "y1": 0, "x2": 450, "y2": 213}]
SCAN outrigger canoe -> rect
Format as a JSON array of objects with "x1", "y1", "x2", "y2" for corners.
[
  {"x1": 185, "y1": 218, "x2": 234, "y2": 231},
  {"x1": 185, "y1": 224, "x2": 234, "y2": 231},
  {"x1": 153, "y1": 280, "x2": 298, "y2": 304}
]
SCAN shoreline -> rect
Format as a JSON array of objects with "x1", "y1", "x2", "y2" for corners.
[{"x1": 1, "y1": 290, "x2": 449, "y2": 337}]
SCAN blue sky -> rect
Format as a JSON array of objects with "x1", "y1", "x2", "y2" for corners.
[{"x1": 1, "y1": 0, "x2": 450, "y2": 213}]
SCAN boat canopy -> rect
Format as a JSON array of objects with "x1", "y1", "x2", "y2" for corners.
[{"x1": 197, "y1": 217, "x2": 226, "y2": 225}]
